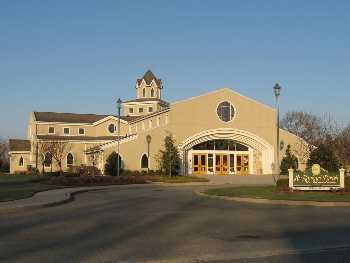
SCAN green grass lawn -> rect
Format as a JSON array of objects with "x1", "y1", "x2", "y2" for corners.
[
  {"x1": 0, "y1": 173, "x2": 60, "y2": 202},
  {"x1": 205, "y1": 186, "x2": 350, "y2": 202},
  {"x1": 149, "y1": 176, "x2": 209, "y2": 183}
]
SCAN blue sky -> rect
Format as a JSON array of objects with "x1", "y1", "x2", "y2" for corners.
[{"x1": 1, "y1": 0, "x2": 349, "y2": 139}]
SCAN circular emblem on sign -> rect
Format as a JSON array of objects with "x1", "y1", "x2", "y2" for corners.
[{"x1": 312, "y1": 164, "x2": 321, "y2": 176}]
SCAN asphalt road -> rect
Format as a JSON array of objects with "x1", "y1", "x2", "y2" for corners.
[{"x1": 2, "y1": 184, "x2": 350, "y2": 263}]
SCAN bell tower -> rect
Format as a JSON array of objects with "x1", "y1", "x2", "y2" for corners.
[{"x1": 136, "y1": 70, "x2": 162, "y2": 99}]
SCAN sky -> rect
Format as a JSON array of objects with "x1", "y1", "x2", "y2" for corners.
[{"x1": 1, "y1": 0, "x2": 349, "y2": 139}]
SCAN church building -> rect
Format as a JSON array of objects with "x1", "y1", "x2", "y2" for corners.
[{"x1": 9, "y1": 70, "x2": 307, "y2": 175}]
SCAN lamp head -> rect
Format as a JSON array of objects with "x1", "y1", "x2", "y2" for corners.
[
  {"x1": 273, "y1": 83, "x2": 281, "y2": 98},
  {"x1": 146, "y1": 135, "x2": 152, "y2": 144}
]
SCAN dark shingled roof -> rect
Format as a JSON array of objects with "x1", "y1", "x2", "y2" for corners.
[
  {"x1": 9, "y1": 139, "x2": 31, "y2": 152},
  {"x1": 137, "y1": 70, "x2": 162, "y2": 87},
  {"x1": 34, "y1": 112, "x2": 135, "y2": 124},
  {"x1": 37, "y1": 135, "x2": 122, "y2": 141}
]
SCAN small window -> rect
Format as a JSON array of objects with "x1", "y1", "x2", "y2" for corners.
[
  {"x1": 129, "y1": 108, "x2": 134, "y2": 114},
  {"x1": 142, "y1": 88, "x2": 146, "y2": 97},
  {"x1": 151, "y1": 88, "x2": 154, "y2": 97},
  {"x1": 139, "y1": 107, "x2": 143, "y2": 113},
  {"x1": 48, "y1": 127, "x2": 55, "y2": 134},
  {"x1": 63, "y1": 127, "x2": 70, "y2": 135},
  {"x1": 141, "y1": 154, "x2": 149, "y2": 168},
  {"x1": 67, "y1": 153, "x2": 74, "y2": 168},
  {"x1": 108, "y1": 124, "x2": 115, "y2": 133},
  {"x1": 78, "y1": 128, "x2": 85, "y2": 135},
  {"x1": 148, "y1": 107, "x2": 153, "y2": 113},
  {"x1": 19, "y1": 156, "x2": 24, "y2": 167}
]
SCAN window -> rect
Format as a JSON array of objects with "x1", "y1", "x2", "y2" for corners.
[
  {"x1": 129, "y1": 108, "x2": 134, "y2": 114},
  {"x1": 148, "y1": 107, "x2": 153, "y2": 113},
  {"x1": 217, "y1": 101, "x2": 235, "y2": 122},
  {"x1": 66, "y1": 153, "x2": 74, "y2": 168},
  {"x1": 141, "y1": 154, "x2": 149, "y2": 169},
  {"x1": 139, "y1": 107, "x2": 143, "y2": 113},
  {"x1": 19, "y1": 156, "x2": 24, "y2": 167},
  {"x1": 151, "y1": 88, "x2": 154, "y2": 97},
  {"x1": 108, "y1": 123, "x2": 115, "y2": 133},
  {"x1": 63, "y1": 127, "x2": 70, "y2": 135},
  {"x1": 44, "y1": 152, "x2": 52, "y2": 167},
  {"x1": 79, "y1": 128, "x2": 85, "y2": 135},
  {"x1": 142, "y1": 88, "x2": 146, "y2": 97},
  {"x1": 48, "y1": 127, "x2": 55, "y2": 134}
]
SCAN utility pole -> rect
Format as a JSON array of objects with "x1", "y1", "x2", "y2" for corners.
[{"x1": 117, "y1": 98, "x2": 122, "y2": 176}]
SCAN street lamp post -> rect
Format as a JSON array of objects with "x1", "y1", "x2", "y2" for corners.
[
  {"x1": 273, "y1": 83, "x2": 281, "y2": 176},
  {"x1": 117, "y1": 98, "x2": 122, "y2": 177},
  {"x1": 146, "y1": 135, "x2": 152, "y2": 173}
]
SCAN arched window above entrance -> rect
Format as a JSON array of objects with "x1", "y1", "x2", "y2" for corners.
[
  {"x1": 141, "y1": 154, "x2": 148, "y2": 169},
  {"x1": 192, "y1": 140, "x2": 248, "y2": 151}
]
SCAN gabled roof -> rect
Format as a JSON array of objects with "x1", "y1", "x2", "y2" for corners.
[
  {"x1": 9, "y1": 139, "x2": 31, "y2": 152},
  {"x1": 33, "y1": 112, "x2": 134, "y2": 124},
  {"x1": 137, "y1": 70, "x2": 162, "y2": 87}
]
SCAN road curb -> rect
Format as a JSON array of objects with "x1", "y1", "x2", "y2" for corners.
[{"x1": 195, "y1": 190, "x2": 350, "y2": 207}]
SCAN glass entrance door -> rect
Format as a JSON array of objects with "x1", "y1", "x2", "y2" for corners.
[
  {"x1": 236, "y1": 154, "x2": 249, "y2": 175},
  {"x1": 215, "y1": 154, "x2": 229, "y2": 175},
  {"x1": 193, "y1": 153, "x2": 207, "y2": 175}
]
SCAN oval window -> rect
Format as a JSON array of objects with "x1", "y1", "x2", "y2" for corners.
[
  {"x1": 108, "y1": 124, "x2": 116, "y2": 133},
  {"x1": 217, "y1": 101, "x2": 235, "y2": 122}
]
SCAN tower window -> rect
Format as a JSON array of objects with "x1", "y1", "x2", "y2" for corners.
[
  {"x1": 129, "y1": 108, "x2": 134, "y2": 114},
  {"x1": 142, "y1": 88, "x2": 146, "y2": 97},
  {"x1": 139, "y1": 107, "x2": 143, "y2": 113},
  {"x1": 151, "y1": 88, "x2": 154, "y2": 97}
]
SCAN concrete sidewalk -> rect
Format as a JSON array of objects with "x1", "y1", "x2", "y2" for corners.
[{"x1": 0, "y1": 184, "x2": 146, "y2": 212}]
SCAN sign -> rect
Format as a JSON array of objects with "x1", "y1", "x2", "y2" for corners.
[{"x1": 288, "y1": 164, "x2": 345, "y2": 191}]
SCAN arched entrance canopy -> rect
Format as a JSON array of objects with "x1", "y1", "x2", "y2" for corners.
[{"x1": 178, "y1": 128, "x2": 274, "y2": 174}]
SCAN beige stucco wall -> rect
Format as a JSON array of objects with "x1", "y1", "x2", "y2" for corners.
[
  {"x1": 280, "y1": 129, "x2": 309, "y2": 171},
  {"x1": 102, "y1": 88, "x2": 279, "y2": 174},
  {"x1": 10, "y1": 152, "x2": 31, "y2": 174}
]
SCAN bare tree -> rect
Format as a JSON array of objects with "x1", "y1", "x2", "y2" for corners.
[
  {"x1": 281, "y1": 111, "x2": 346, "y2": 168},
  {"x1": 280, "y1": 111, "x2": 323, "y2": 146},
  {"x1": 48, "y1": 141, "x2": 71, "y2": 175},
  {"x1": 38, "y1": 141, "x2": 51, "y2": 174}
]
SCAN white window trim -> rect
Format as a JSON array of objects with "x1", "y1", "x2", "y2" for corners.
[
  {"x1": 48, "y1": 126, "x2": 55, "y2": 135},
  {"x1": 63, "y1": 127, "x2": 70, "y2": 135},
  {"x1": 107, "y1": 123, "x2": 117, "y2": 134},
  {"x1": 78, "y1": 127, "x2": 85, "y2": 135}
]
